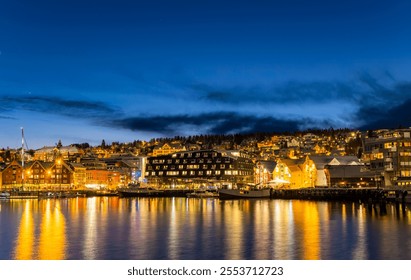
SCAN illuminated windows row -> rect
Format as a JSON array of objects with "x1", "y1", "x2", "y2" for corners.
[{"x1": 147, "y1": 170, "x2": 246, "y2": 177}]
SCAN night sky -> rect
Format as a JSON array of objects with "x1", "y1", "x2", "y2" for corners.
[{"x1": 1, "y1": 0, "x2": 411, "y2": 149}]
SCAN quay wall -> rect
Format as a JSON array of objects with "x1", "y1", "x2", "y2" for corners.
[
  {"x1": 4, "y1": 188, "x2": 409, "y2": 204},
  {"x1": 270, "y1": 188, "x2": 409, "y2": 204}
]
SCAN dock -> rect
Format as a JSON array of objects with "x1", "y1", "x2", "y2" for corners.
[
  {"x1": 118, "y1": 188, "x2": 193, "y2": 198},
  {"x1": 3, "y1": 190, "x2": 115, "y2": 199},
  {"x1": 270, "y1": 187, "x2": 410, "y2": 204},
  {"x1": 8, "y1": 191, "x2": 40, "y2": 199}
]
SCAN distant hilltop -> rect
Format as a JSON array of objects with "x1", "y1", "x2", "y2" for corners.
[{"x1": 1, "y1": 127, "x2": 359, "y2": 161}]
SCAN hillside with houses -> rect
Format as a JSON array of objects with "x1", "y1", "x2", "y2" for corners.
[{"x1": 1, "y1": 128, "x2": 410, "y2": 191}]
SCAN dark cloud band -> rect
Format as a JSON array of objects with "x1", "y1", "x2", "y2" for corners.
[
  {"x1": 110, "y1": 112, "x2": 306, "y2": 136},
  {"x1": 0, "y1": 95, "x2": 120, "y2": 119},
  {"x1": 2, "y1": 72, "x2": 411, "y2": 137}
]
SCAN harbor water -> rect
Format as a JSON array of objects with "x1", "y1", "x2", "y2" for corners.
[{"x1": 1, "y1": 197, "x2": 411, "y2": 260}]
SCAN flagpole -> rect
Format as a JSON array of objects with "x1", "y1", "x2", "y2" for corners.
[{"x1": 21, "y1": 127, "x2": 24, "y2": 189}]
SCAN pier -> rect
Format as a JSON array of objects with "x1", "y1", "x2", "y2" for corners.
[
  {"x1": 270, "y1": 187, "x2": 410, "y2": 204},
  {"x1": 3, "y1": 189, "x2": 116, "y2": 199}
]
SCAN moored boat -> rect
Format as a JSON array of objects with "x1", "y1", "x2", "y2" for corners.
[
  {"x1": 38, "y1": 191, "x2": 86, "y2": 199},
  {"x1": 0, "y1": 191, "x2": 11, "y2": 199},
  {"x1": 118, "y1": 186, "x2": 164, "y2": 197},
  {"x1": 219, "y1": 188, "x2": 271, "y2": 199},
  {"x1": 186, "y1": 190, "x2": 219, "y2": 198}
]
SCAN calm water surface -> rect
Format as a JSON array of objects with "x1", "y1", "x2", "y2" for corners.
[{"x1": 1, "y1": 197, "x2": 410, "y2": 260}]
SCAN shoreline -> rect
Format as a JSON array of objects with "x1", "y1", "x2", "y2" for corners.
[{"x1": 2, "y1": 187, "x2": 410, "y2": 205}]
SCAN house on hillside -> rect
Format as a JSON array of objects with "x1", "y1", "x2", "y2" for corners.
[
  {"x1": 34, "y1": 145, "x2": 81, "y2": 162},
  {"x1": 152, "y1": 142, "x2": 186, "y2": 156}
]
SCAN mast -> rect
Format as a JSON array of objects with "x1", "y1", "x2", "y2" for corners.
[{"x1": 21, "y1": 127, "x2": 25, "y2": 188}]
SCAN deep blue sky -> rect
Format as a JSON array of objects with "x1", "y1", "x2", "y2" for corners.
[{"x1": 1, "y1": 0, "x2": 411, "y2": 149}]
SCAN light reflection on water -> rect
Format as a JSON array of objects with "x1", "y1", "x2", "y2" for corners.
[
  {"x1": 1, "y1": 197, "x2": 411, "y2": 260},
  {"x1": 11, "y1": 199, "x2": 66, "y2": 260},
  {"x1": 13, "y1": 200, "x2": 35, "y2": 259}
]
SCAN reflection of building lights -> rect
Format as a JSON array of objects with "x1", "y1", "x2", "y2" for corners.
[
  {"x1": 39, "y1": 200, "x2": 66, "y2": 259},
  {"x1": 293, "y1": 201, "x2": 320, "y2": 260},
  {"x1": 14, "y1": 200, "x2": 35, "y2": 259}
]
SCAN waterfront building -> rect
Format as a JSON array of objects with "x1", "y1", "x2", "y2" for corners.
[
  {"x1": 101, "y1": 155, "x2": 143, "y2": 184},
  {"x1": 40, "y1": 158, "x2": 73, "y2": 189},
  {"x1": 273, "y1": 155, "x2": 366, "y2": 188},
  {"x1": 272, "y1": 158, "x2": 305, "y2": 189},
  {"x1": 362, "y1": 128, "x2": 411, "y2": 188},
  {"x1": 302, "y1": 157, "x2": 317, "y2": 188},
  {"x1": 0, "y1": 159, "x2": 74, "y2": 190},
  {"x1": 0, "y1": 160, "x2": 23, "y2": 189},
  {"x1": 69, "y1": 157, "x2": 137, "y2": 189},
  {"x1": 85, "y1": 169, "x2": 122, "y2": 190},
  {"x1": 325, "y1": 164, "x2": 374, "y2": 188},
  {"x1": 145, "y1": 149, "x2": 254, "y2": 188},
  {"x1": 24, "y1": 160, "x2": 53, "y2": 188},
  {"x1": 70, "y1": 162, "x2": 87, "y2": 188},
  {"x1": 310, "y1": 156, "x2": 338, "y2": 187},
  {"x1": 71, "y1": 155, "x2": 145, "y2": 188},
  {"x1": 255, "y1": 160, "x2": 277, "y2": 186},
  {"x1": 309, "y1": 155, "x2": 364, "y2": 188},
  {"x1": 1, "y1": 156, "x2": 137, "y2": 190}
]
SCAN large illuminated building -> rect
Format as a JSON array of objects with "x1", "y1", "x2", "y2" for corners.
[
  {"x1": 145, "y1": 150, "x2": 255, "y2": 188},
  {"x1": 362, "y1": 128, "x2": 411, "y2": 188},
  {"x1": 0, "y1": 159, "x2": 73, "y2": 190}
]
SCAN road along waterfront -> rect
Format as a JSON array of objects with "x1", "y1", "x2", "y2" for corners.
[{"x1": 1, "y1": 197, "x2": 411, "y2": 260}]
